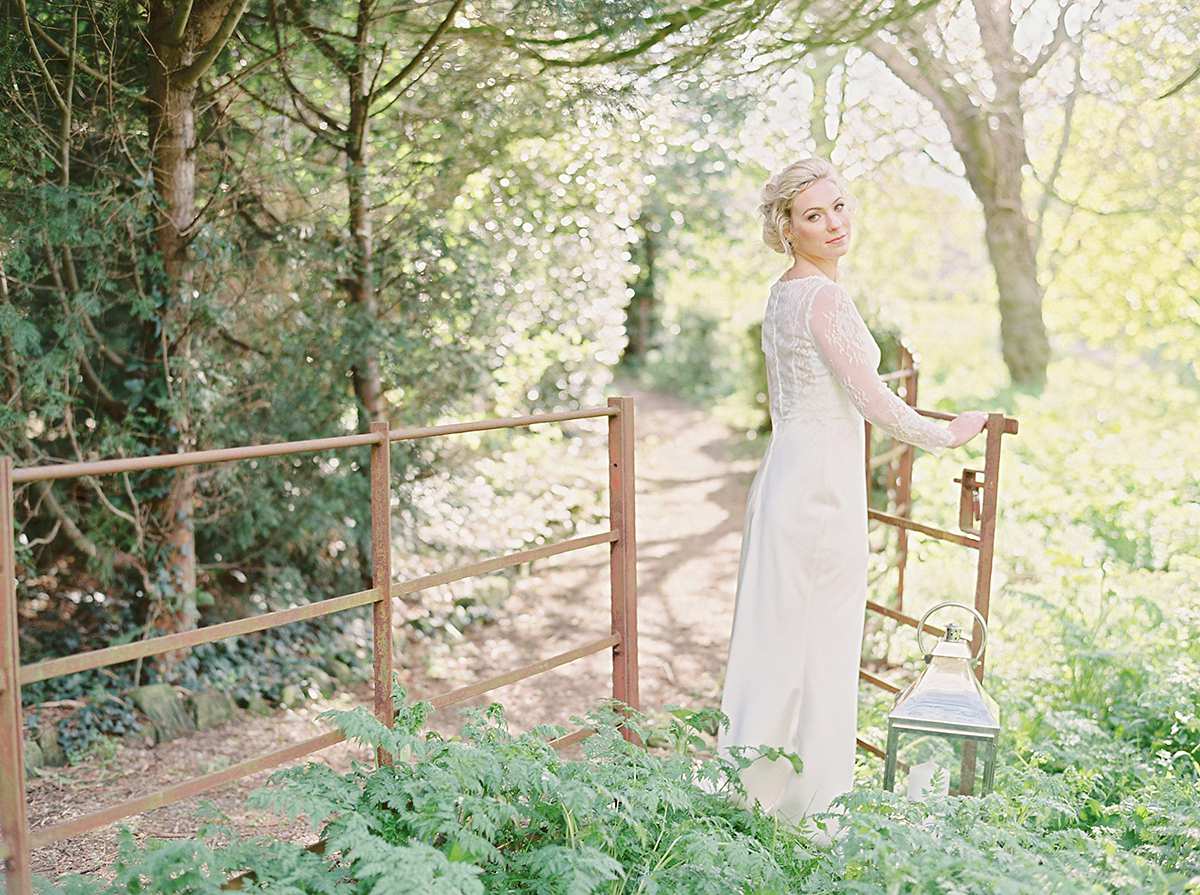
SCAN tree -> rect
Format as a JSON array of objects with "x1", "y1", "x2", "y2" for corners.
[
  {"x1": 2, "y1": 0, "x2": 249, "y2": 664},
  {"x1": 231, "y1": 0, "x2": 558, "y2": 430},
  {"x1": 0, "y1": 0, "x2": 642, "y2": 658},
  {"x1": 143, "y1": 0, "x2": 250, "y2": 642},
  {"x1": 1036, "y1": 2, "x2": 1200, "y2": 378},
  {"x1": 1, "y1": 0, "x2": 957, "y2": 680},
  {"x1": 471, "y1": 1, "x2": 943, "y2": 373},
  {"x1": 616, "y1": 77, "x2": 752, "y2": 368},
  {"x1": 859, "y1": 0, "x2": 1097, "y2": 387},
  {"x1": 463, "y1": 0, "x2": 939, "y2": 69}
]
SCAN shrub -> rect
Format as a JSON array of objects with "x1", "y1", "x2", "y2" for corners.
[{"x1": 38, "y1": 690, "x2": 1200, "y2": 894}]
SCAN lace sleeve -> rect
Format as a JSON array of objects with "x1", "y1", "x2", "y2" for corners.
[{"x1": 809, "y1": 284, "x2": 954, "y2": 454}]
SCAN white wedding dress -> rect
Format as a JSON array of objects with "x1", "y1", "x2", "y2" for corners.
[{"x1": 717, "y1": 275, "x2": 954, "y2": 827}]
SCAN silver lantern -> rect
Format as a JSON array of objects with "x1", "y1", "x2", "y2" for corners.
[{"x1": 883, "y1": 602, "x2": 1000, "y2": 798}]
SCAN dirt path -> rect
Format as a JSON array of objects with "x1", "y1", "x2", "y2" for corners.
[
  {"x1": 24, "y1": 387, "x2": 760, "y2": 881},
  {"x1": 615, "y1": 387, "x2": 760, "y2": 712}
]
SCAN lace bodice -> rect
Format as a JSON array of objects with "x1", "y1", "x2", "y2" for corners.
[{"x1": 762, "y1": 276, "x2": 953, "y2": 453}]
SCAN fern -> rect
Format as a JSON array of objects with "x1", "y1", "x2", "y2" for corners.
[
  {"x1": 105, "y1": 829, "x2": 239, "y2": 895},
  {"x1": 505, "y1": 845, "x2": 623, "y2": 895},
  {"x1": 35, "y1": 688, "x2": 1200, "y2": 894},
  {"x1": 327, "y1": 816, "x2": 485, "y2": 895}
]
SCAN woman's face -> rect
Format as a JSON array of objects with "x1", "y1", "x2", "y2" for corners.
[{"x1": 786, "y1": 178, "x2": 851, "y2": 261}]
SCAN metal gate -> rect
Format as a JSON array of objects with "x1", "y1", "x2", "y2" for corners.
[
  {"x1": 859, "y1": 343, "x2": 1019, "y2": 759},
  {"x1": 0, "y1": 397, "x2": 638, "y2": 895}
]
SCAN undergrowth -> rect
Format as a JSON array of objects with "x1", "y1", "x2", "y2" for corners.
[
  {"x1": 27, "y1": 306, "x2": 1200, "y2": 893},
  {"x1": 39, "y1": 683, "x2": 1200, "y2": 895},
  {"x1": 42, "y1": 695, "x2": 819, "y2": 895}
]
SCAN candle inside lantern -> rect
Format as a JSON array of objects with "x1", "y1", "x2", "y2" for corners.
[{"x1": 907, "y1": 759, "x2": 949, "y2": 800}]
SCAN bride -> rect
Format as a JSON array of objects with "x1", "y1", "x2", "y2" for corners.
[{"x1": 717, "y1": 158, "x2": 987, "y2": 836}]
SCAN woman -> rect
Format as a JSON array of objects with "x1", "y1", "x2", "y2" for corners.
[{"x1": 717, "y1": 158, "x2": 986, "y2": 834}]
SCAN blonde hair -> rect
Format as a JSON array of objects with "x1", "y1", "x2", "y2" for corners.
[{"x1": 758, "y1": 158, "x2": 854, "y2": 256}]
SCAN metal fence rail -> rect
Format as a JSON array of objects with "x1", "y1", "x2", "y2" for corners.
[
  {"x1": 0, "y1": 397, "x2": 638, "y2": 895},
  {"x1": 859, "y1": 346, "x2": 1018, "y2": 759}
]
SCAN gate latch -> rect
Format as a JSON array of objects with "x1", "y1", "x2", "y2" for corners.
[{"x1": 954, "y1": 469, "x2": 984, "y2": 536}]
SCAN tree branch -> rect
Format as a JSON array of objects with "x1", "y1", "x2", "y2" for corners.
[
  {"x1": 44, "y1": 249, "x2": 128, "y2": 371},
  {"x1": 217, "y1": 325, "x2": 267, "y2": 355},
  {"x1": 1161, "y1": 57, "x2": 1200, "y2": 98},
  {"x1": 60, "y1": 407, "x2": 146, "y2": 547},
  {"x1": 58, "y1": 5, "x2": 78, "y2": 186},
  {"x1": 1021, "y1": 0, "x2": 1076, "y2": 82},
  {"x1": 26, "y1": 12, "x2": 145, "y2": 102},
  {"x1": 234, "y1": 79, "x2": 345, "y2": 143},
  {"x1": 15, "y1": 0, "x2": 69, "y2": 115},
  {"x1": 78, "y1": 354, "x2": 130, "y2": 422},
  {"x1": 1033, "y1": 40, "x2": 1083, "y2": 248},
  {"x1": 176, "y1": 0, "x2": 252, "y2": 88},
  {"x1": 375, "y1": 0, "x2": 466, "y2": 98},
  {"x1": 29, "y1": 478, "x2": 142, "y2": 571},
  {"x1": 167, "y1": 0, "x2": 198, "y2": 46},
  {"x1": 280, "y1": 0, "x2": 354, "y2": 73},
  {"x1": 864, "y1": 33, "x2": 967, "y2": 128},
  {"x1": 202, "y1": 34, "x2": 289, "y2": 97},
  {"x1": 0, "y1": 264, "x2": 21, "y2": 410},
  {"x1": 970, "y1": 0, "x2": 1016, "y2": 92},
  {"x1": 444, "y1": 0, "x2": 753, "y2": 70}
]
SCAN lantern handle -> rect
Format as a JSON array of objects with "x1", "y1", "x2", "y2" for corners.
[{"x1": 916, "y1": 601, "x2": 988, "y2": 663}]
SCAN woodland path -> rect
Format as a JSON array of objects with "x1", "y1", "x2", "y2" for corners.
[{"x1": 25, "y1": 386, "x2": 761, "y2": 881}]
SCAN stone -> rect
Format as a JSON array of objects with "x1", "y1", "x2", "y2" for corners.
[
  {"x1": 187, "y1": 690, "x2": 238, "y2": 729},
  {"x1": 126, "y1": 722, "x2": 157, "y2": 747},
  {"x1": 35, "y1": 726, "x2": 67, "y2": 767},
  {"x1": 278, "y1": 684, "x2": 305, "y2": 709},
  {"x1": 323, "y1": 657, "x2": 356, "y2": 685},
  {"x1": 23, "y1": 739, "x2": 44, "y2": 779},
  {"x1": 245, "y1": 694, "x2": 272, "y2": 717},
  {"x1": 301, "y1": 666, "x2": 336, "y2": 699},
  {"x1": 129, "y1": 683, "x2": 195, "y2": 744}
]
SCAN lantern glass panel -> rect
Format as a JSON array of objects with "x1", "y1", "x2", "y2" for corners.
[{"x1": 889, "y1": 729, "x2": 996, "y2": 797}]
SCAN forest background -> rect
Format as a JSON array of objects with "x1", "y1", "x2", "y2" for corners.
[{"x1": 2, "y1": 0, "x2": 1200, "y2": 891}]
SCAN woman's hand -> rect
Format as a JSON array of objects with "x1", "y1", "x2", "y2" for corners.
[{"x1": 947, "y1": 411, "x2": 988, "y2": 447}]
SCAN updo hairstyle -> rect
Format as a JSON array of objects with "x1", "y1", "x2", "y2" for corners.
[{"x1": 758, "y1": 158, "x2": 854, "y2": 256}]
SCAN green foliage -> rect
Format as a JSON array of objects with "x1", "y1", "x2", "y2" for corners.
[
  {"x1": 246, "y1": 697, "x2": 814, "y2": 895},
  {"x1": 873, "y1": 295, "x2": 1200, "y2": 887},
  {"x1": 42, "y1": 698, "x2": 823, "y2": 894},
  {"x1": 9, "y1": 3, "x2": 1200, "y2": 892},
  {"x1": 636, "y1": 307, "x2": 746, "y2": 402},
  {"x1": 829, "y1": 781, "x2": 1181, "y2": 894},
  {"x1": 1037, "y1": 2, "x2": 1200, "y2": 383},
  {"x1": 38, "y1": 684, "x2": 1200, "y2": 894}
]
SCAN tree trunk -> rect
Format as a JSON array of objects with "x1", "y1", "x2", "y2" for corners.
[
  {"x1": 621, "y1": 216, "x2": 660, "y2": 366},
  {"x1": 346, "y1": 55, "x2": 387, "y2": 429},
  {"x1": 982, "y1": 196, "x2": 1050, "y2": 387},
  {"x1": 949, "y1": 107, "x2": 1051, "y2": 387},
  {"x1": 143, "y1": 0, "x2": 245, "y2": 666},
  {"x1": 808, "y1": 47, "x2": 847, "y2": 159}
]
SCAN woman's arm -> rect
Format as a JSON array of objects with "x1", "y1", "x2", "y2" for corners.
[{"x1": 808, "y1": 284, "x2": 984, "y2": 451}]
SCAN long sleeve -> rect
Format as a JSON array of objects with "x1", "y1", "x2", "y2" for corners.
[{"x1": 808, "y1": 284, "x2": 953, "y2": 453}]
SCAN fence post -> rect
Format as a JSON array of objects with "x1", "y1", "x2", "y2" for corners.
[
  {"x1": 971, "y1": 412, "x2": 1009, "y2": 682},
  {"x1": 0, "y1": 457, "x2": 33, "y2": 895},
  {"x1": 959, "y1": 412, "x2": 1003, "y2": 791},
  {"x1": 607, "y1": 397, "x2": 639, "y2": 717},
  {"x1": 369, "y1": 423, "x2": 394, "y2": 764},
  {"x1": 894, "y1": 344, "x2": 920, "y2": 611}
]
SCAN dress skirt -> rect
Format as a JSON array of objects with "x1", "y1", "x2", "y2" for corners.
[{"x1": 717, "y1": 411, "x2": 868, "y2": 823}]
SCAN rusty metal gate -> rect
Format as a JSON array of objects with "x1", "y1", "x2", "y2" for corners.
[
  {"x1": 860, "y1": 343, "x2": 1019, "y2": 759},
  {"x1": 1, "y1": 355, "x2": 1018, "y2": 889},
  {"x1": 0, "y1": 397, "x2": 638, "y2": 895}
]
